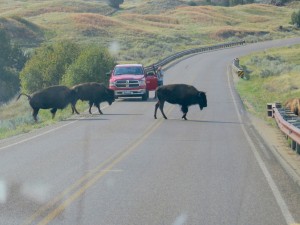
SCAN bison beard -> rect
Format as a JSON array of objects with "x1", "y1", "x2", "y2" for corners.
[
  {"x1": 71, "y1": 82, "x2": 115, "y2": 115},
  {"x1": 17, "y1": 85, "x2": 79, "y2": 122},
  {"x1": 154, "y1": 84, "x2": 207, "y2": 120}
]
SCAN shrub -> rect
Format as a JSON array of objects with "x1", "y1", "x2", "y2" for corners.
[
  {"x1": 108, "y1": 0, "x2": 124, "y2": 9},
  {"x1": 62, "y1": 46, "x2": 115, "y2": 86},
  {"x1": 0, "y1": 29, "x2": 27, "y2": 103},
  {"x1": 291, "y1": 10, "x2": 300, "y2": 28},
  {"x1": 188, "y1": 1, "x2": 197, "y2": 6},
  {"x1": 19, "y1": 41, "x2": 80, "y2": 93}
]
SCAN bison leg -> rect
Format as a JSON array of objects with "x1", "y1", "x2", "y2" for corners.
[
  {"x1": 95, "y1": 102, "x2": 103, "y2": 114},
  {"x1": 88, "y1": 101, "x2": 93, "y2": 114},
  {"x1": 32, "y1": 108, "x2": 39, "y2": 122},
  {"x1": 71, "y1": 102, "x2": 80, "y2": 115},
  {"x1": 156, "y1": 100, "x2": 167, "y2": 119},
  {"x1": 181, "y1": 105, "x2": 188, "y2": 120},
  {"x1": 50, "y1": 108, "x2": 57, "y2": 119},
  {"x1": 72, "y1": 105, "x2": 80, "y2": 115},
  {"x1": 154, "y1": 101, "x2": 159, "y2": 119}
]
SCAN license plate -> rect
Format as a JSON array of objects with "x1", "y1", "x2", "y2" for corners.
[{"x1": 124, "y1": 90, "x2": 131, "y2": 94}]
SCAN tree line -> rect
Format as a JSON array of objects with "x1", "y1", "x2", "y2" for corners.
[
  {"x1": 1, "y1": 7, "x2": 300, "y2": 104},
  {"x1": 0, "y1": 29, "x2": 116, "y2": 104}
]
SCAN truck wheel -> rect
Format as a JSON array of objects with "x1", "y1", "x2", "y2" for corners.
[{"x1": 142, "y1": 91, "x2": 149, "y2": 101}]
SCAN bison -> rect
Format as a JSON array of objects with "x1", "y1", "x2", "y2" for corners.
[
  {"x1": 284, "y1": 98, "x2": 300, "y2": 115},
  {"x1": 154, "y1": 84, "x2": 207, "y2": 120},
  {"x1": 71, "y1": 82, "x2": 115, "y2": 114},
  {"x1": 17, "y1": 85, "x2": 79, "y2": 122}
]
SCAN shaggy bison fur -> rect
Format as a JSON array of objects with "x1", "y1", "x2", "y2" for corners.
[
  {"x1": 71, "y1": 82, "x2": 115, "y2": 114},
  {"x1": 285, "y1": 98, "x2": 300, "y2": 116},
  {"x1": 154, "y1": 84, "x2": 207, "y2": 120},
  {"x1": 17, "y1": 85, "x2": 79, "y2": 121}
]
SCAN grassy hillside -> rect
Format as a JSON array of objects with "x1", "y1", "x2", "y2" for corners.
[
  {"x1": 236, "y1": 44, "x2": 300, "y2": 121},
  {"x1": 0, "y1": 0, "x2": 299, "y2": 64}
]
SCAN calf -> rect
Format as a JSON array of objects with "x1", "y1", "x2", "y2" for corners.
[
  {"x1": 154, "y1": 84, "x2": 207, "y2": 120},
  {"x1": 72, "y1": 82, "x2": 115, "y2": 114},
  {"x1": 17, "y1": 85, "x2": 79, "y2": 121}
]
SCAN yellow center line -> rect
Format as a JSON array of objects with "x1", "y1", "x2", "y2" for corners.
[
  {"x1": 37, "y1": 118, "x2": 165, "y2": 225},
  {"x1": 27, "y1": 105, "x2": 174, "y2": 225},
  {"x1": 22, "y1": 150, "x2": 124, "y2": 225}
]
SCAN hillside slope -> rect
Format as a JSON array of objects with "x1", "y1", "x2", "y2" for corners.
[{"x1": 0, "y1": 0, "x2": 299, "y2": 64}]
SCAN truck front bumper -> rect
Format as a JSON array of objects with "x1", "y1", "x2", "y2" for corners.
[{"x1": 114, "y1": 89, "x2": 147, "y2": 97}]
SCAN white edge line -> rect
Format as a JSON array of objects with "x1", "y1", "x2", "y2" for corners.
[
  {"x1": 0, "y1": 120, "x2": 78, "y2": 151},
  {"x1": 227, "y1": 65, "x2": 295, "y2": 225},
  {"x1": 0, "y1": 104, "x2": 113, "y2": 151}
]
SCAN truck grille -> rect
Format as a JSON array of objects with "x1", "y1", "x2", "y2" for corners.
[{"x1": 115, "y1": 80, "x2": 139, "y2": 88}]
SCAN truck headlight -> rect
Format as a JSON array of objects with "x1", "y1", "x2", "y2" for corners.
[
  {"x1": 109, "y1": 81, "x2": 116, "y2": 87},
  {"x1": 139, "y1": 79, "x2": 146, "y2": 86}
]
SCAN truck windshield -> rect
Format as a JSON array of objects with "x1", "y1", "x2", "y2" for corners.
[{"x1": 114, "y1": 66, "x2": 143, "y2": 75}]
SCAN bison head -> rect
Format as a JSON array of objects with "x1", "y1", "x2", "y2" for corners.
[
  {"x1": 198, "y1": 92, "x2": 207, "y2": 110},
  {"x1": 106, "y1": 89, "x2": 115, "y2": 105}
]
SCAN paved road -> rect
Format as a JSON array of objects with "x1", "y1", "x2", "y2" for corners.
[{"x1": 1, "y1": 38, "x2": 300, "y2": 225}]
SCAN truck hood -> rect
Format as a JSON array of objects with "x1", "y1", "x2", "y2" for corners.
[{"x1": 111, "y1": 74, "x2": 144, "y2": 81}]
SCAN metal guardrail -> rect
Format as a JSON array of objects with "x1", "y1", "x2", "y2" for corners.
[
  {"x1": 268, "y1": 103, "x2": 300, "y2": 154},
  {"x1": 145, "y1": 40, "x2": 245, "y2": 72},
  {"x1": 232, "y1": 58, "x2": 245, "y2": 78}
]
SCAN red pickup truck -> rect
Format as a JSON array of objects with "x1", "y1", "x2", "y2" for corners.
[{"x1": 108, "y1": 64, "x2": 158, "y2": 101}]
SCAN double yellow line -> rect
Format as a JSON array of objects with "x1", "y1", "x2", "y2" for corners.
[{"x1": 23, "y1": 106, "x2": 173, "y2": 225}]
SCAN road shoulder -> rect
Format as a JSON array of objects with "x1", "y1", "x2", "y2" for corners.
[{"x1": 250, "y1": 114, "x2": 300, "y2": 187}]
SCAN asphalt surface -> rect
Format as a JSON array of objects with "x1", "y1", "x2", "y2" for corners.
[{"x1": 0, "y1": 37, "x2": 300, "y2": 225}]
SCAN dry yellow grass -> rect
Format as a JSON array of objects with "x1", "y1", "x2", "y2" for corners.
[{"x1": 72, "y1": 13, "x2": 120, "y2": 28}]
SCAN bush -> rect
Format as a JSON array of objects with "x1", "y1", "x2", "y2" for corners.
[
  {"x1": 19, "y1": 41, "x2": 80, "y2": 93},
  {"x1": 108, "y1": 0, "x2": 124, "y2": 9},
  {"x1": 187, "y1": 1, "x2": 197, "y2": 6},
  {"x1": 291, "y1": 10, "x2": 300, "y2": 28},
  {"x1": 0, "y1": 29, "x2": 27, "y2": 103},
  {"x1": 62, "y1": 46, "x2": 115, "y2": 86}
]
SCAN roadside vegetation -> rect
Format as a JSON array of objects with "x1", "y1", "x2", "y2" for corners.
[
  {"x1": 236, "y1": 44, "x2": 300, "y2": 122},
  {"x1": 0, "y1": 0, "x2": 300, "y2": 139}
]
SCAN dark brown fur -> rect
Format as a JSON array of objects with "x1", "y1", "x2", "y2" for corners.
[
  {"x1": 71, "y1": 82, "x2": 115, "y2": 114},
  {"x1": 17, "y1": 85, "x2": 79, "y2": 121},
  {"x1": 154, "y1": 84, "x2": 207, "y2": 120}
]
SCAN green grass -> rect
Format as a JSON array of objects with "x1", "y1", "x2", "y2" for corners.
[
  {"x1": 0, "y1": 98, "x2": 89, "y2": 139},
  {"x1": 236, "y1": 44, "x2": 300, "y2": 122}
]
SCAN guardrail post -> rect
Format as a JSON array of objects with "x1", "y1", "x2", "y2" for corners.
[
  {"x1": 267, "y1": 103, "x2": 281, "y2": 118},
  {"x1": 297, "y1": 143, "x2": 300, "y2": 154},
  {"x1": 267, "y1": 103, "x2": 274, "y2": 117},
  {"x1": 291, "y1": 140, "x2": 297, "y2": 150}
]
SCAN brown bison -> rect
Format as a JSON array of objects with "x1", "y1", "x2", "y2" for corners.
[
  {"x1": 17, "y1": 85, "x2": 79, "y2": 121},
  {"x1": 284, "y1": 98, "x2": 300, "y2": 115},
  {"x1": 71, "y1": 82, "x2": 115, "y2": 114},
  {"x1": 154, "y1": 84, "x2": 207, "y2": 120}
]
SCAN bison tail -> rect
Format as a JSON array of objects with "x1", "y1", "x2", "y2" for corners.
[{"x1": 16, "y1": 93, "x2": 31, "y2": 101}]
